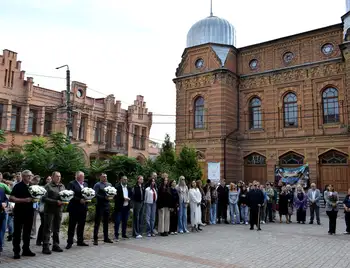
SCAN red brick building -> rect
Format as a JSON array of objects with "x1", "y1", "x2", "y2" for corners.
[
  {"x1": 174, "y1": 3, "x2": 350, "y2": 191},
  {"x1": 0, "y1": 50, "x2": 152, "y2": 162}
]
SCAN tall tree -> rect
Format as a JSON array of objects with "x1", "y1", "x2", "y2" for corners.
[
  {"x1": 156, "y1": 134, "x2": 176, "y2": 166},
  {"x1": 175, "y1": 146, "x2": 202, "y2": 184}
]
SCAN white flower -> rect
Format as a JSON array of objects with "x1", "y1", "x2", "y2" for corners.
[
  {"x1": 81, "y1": 187, "x2": 95, "y2": 200},
  {"x1": 29, "y1": 185, "x2": 47, "y2": 199},
  {"x1": 104, "y1": 186, "x2": 117, "y2": 197},
  {"x1": 59, "y1": 190, "x2": 75, "y2": 202}
]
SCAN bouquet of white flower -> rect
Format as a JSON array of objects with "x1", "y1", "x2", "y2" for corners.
[
  {"x1": 28, "y1": 185, "x2": 47, "y2": 202},
  {"x1": 81, "y1": 187, "x2": 95, "y2": 202},
  {"x1": 104, "y1": 186, "x2": 117, "y2": 200},
  {"x1": 59, "y1": 190, "x2": 75, "y2": 205}
]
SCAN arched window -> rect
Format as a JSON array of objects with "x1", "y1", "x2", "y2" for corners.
[
  {"x1": 322, "y1": 87, "x2": 339, "y2": 124},
  {"x1": 283, "y1": 92, "x2": 298, "y2": 127},
  {"x1": 319, "y1": 150, "x2": 347, "y2": 164},
  {"x1": 279, "y1": 151, "x2": 304, "y2": 165},
  {"x1": 194, "y1": 96, "x2": 205, "y2": 129},
  {"x1": 244, "y1": 153, "x2": 266, "y2": 165},
  {"x1": 249, "y1": 97, "x2": 262, "y2": 129}
]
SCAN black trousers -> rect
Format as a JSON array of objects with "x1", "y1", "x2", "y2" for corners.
[
  {"x1": 266, "y1": 203, "x2": 273, "y2": 222},
  {"x1": 169, "y1": 209, "x2": 178, "y2": 233},
  {"x1": 249, "y1": 207, "x2": 259, "y2": 228},
  {"x1": 93, "y1": 206, "x2": 110, "y2": 241},
  {"x1": 36, "y1": 212, "x2": 44, "y2": 244},
  {"x1": 67, "y1": 209, "x2": 87, "y2": 244},
  {"x1": 13, "y1": 212, "x2": 34, "y2": 254},
  {"x1": 345, "y1": 212, "x2": 350, "y2": 233},
  {"x1": 326, "y1": 210, "x2": 338, "y2": 234},
  {"x1": 217, "y1": 202, "x2": 227, "y2": 222}
]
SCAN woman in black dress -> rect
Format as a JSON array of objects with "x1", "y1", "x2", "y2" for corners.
[{"x1": 278, "y1": 186, "x2": 289, "y2": 223}]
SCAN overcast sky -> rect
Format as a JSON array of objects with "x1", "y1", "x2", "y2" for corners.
[{"x1": 0, "y1": 0, "x2": 345, "y2": 143}]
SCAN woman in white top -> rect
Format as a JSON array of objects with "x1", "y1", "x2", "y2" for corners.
[
  {"x1": 144, "y1": 178, "x2": 158, "y2": 237},
  {"x1": 189, "y1": 180, "x2": 202, "y2": 232}
]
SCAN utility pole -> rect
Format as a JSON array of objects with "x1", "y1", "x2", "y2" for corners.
[{"x1": 56, "y1": 64, "x2": 72, "y2": 142}]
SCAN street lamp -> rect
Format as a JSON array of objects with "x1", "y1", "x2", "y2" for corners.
[{"x1": 56, "y1": 65, "x2": 72, "y2": 141}]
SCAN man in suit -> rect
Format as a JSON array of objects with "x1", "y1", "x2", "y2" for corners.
[
  {"x1": 66, "y1": 171, "x2": 89, "y2": 249},
  {"x1": 307, "y1": 183, "x2": 321, "y2": 225},
  {"x1": 114, "y1": 176, "x2": 132, "y2": 241},
  {"x1": 217, "y1": 179, "x2": 229, "y2": 224},
  {"x1": 247, "y1": 182, "x2": 265, "y2": 231}
]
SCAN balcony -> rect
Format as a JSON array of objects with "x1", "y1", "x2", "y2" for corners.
[{"x1": 98, "y1": 143, "x2": 127, "y2": 155}]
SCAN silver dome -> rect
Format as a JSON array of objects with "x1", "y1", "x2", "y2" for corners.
[{"x1": 186, "y1": 16, "x2": 235, "y2": 48}]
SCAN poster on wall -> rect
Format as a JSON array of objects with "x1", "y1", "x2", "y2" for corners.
[
  {"x1": 274, "y1": 164, "x2": 310, "y2": 188},
  {"x1": 208, "y1": 162, "x2": 220, "y2": 183}
]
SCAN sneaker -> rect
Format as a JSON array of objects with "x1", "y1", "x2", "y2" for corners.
[
  {"x1": 42, "y1": 247, "x2": 52, "y2": 255},
  {"x1": 151, "y1": 234, "x2": 156, "y2": 237},
  {"x1": 245, "y1": 222, "x2": 249, "y2": 225},
  {"x1": 147, "y1": 234, "x2": 151, "y2": 237},
  {"x1": 52, "y1": 246, "x2": 63, "y2": 252},
  {"x1": 174, "y1": 232, "x2": 178, "y2": 235},
  {"x1": 122, "y1": 235, "x2": 129, "y2": 239},
  {"x1": 93, "y1": 240, "x2": 98, "y2": 246},
  {"x1": 184, "y1": 230, "x2": 190, "y2": 233},
  {"x1": 114, "y1": 238, "x2": 120, "y2": 242},
  {"x1": 136, "y1": 235, "x2": 142, "y2": 239},
  {"x1": 179, "y1": 231, "x2": 184, "y2": 234},
  {"x1": 13, "y1": 253, "x2": 21, "y2": 259}
]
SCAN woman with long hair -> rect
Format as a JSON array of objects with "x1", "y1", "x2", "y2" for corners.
[
  {"x1": 189, "y1": 180, "x2": 202, "y2": 232},
  {"x1": 228, "y1": 183, "x2": 240, "y2": 224},
  {"x1": 157, "y1": 174, "x2": 172, "y2": 236},
  {"x1": 144, "y1": 178, "x2": 158, "y2": 237},
  {"x1": 278, "y1": 186, "x2": 289, "y2": 223},
  {"x1": 176, "y1": 176, "x2": 189, "y2": 233},
  {"x1": 324, "y1": 184, "x2": 339, "y2": 235},
  {"x1": 294, "y1": 184, "x2": 307, "y2": 224},
  {"x1": 169, "y1": 180, "x2": 179, "y2": 235}
]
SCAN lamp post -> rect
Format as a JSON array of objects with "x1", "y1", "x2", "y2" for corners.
[{"x1": 56, "y1": 65, "x2": 72, "y2": 141}]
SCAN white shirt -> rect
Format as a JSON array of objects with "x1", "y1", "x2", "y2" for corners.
[
  {"x1": 311, "y1": 189, "x2": 316, "y2": 200},
  {"x1": 122, "y1": 185, "x2": 129, "y2": 206}
]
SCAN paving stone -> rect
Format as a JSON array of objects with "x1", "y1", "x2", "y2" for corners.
[{"x1": 0, "y1": 214, "x2": 348, "y2": 268}]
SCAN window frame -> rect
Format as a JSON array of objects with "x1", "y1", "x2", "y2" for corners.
[
  {"x1": 283, "y1": 92, "x2": 298, "y2": 128},
  {"x1": 249, "y1": 97, "x2": 262, "y2": 129},
  {"x1": 322, "y1": 87, "x2": 340, "y2": 124},
  {"x1": 194, "y1": 96, "x2": 205, "y2": 129}
]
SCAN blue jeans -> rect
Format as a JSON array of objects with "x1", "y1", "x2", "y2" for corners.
[
  {"x1": 7, "y1": 214, "x2": 13, "y2": 235},
  {"x1": 229, "y1": 203, "x2": 240, "y2": 224},
  {"x1": 146, "y1": 203, "x2": 157, "y2": 235},
  {"x1": 0, "y1": 212, "x2": 7, "y2": 252},
  {"x1": 178, "y1": 202, "x2": 188, "y2": 232},
  {"x1": 210, "y1": 203, "x2": 217, "y2": 224},
  {"x1": 240, "y1": 205, "x2": 249, "y2": 223},
  {"x1": 114, "y1": 206, "x2": 129, "y2": 239}
]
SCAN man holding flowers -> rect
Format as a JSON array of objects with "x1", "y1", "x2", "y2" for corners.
[
  {"x1": 93, "y1": 173, "x2": 114, "y2": 245},
  {"x1": 9, "y1": 170, "x2": 35, "y2": 259},
  {"x1": 66, "y1": 171, "x2": 89, "y2": 249},
  {"x1": 42, "y1": 171, "x2": 65, "y2": 254}
]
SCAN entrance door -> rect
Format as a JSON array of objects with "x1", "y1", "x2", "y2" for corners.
[
  {"x1": 244, "y1": 153, "x2": 267, "y2": 183},
  {"x1": 319, "y1": 150, "x2": 349, "y2": 192}
]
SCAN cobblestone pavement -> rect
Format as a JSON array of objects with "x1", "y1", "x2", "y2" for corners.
[{"x1": 0, "y1": 214, "x2": 349, "y2": 268}]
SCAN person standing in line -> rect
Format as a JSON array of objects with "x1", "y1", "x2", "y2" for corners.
[
  {"x1": 343, "y1": 188, "x2": 350, "y2": 234},
  {"x1": 144, "y1": 178, "x2": 157, "y2": 237},
  {"x1": 169, "y1": 180, "x2": 179, "y2": 235},
  {"x1": 203, "y1": 179, "x2": 211, "y2": 225},
  {"x1": 10, "y1": 170, "x2": 36, "y2": 259},
  {"x1": 114, "y1": 176, "x2": 132, "y2": 241},
  {"x1": 217, "y1": 179, "x2": 229, "y2": 224},
  {"x1": 0, "y1": 187, "x2": 8, "y2": 261},
  {"x1": 239, "y1": 185, "x2": 249, "y2": 225},
  {"x1": 132, "y1": 175, "x2": 145, "y2": 239},
  {"x1": 93, "y1": 173, "x2": 113, "y2": 245},
  {"x1": 265, "y1": 183, "x2": 274, "y2": 223},
  {"x1": 307, "y1": 183, "x2": 321, "y2": 225},
  {"x1": 247, "y1": 182, "x2": 264, "y2": 231},
  {"x1": 157, "y1": 174, "x2": 172, "y2": 236},
  {"x1": 324, "y1": 184, "x2": 339, "y2": 235},
  {"x1": 294, "y1": 185, "x2": 307, "y2": 224},
  {"x1": 42, "y1": 171, "x2": 65, "y2": 254},
  {"x1": 176, "y1": 176, "x2": 189, "y2": 233},
  {"x1": 189, "y1": 181, "x2": 202, "y2": 232},
  {"x1": 209, "y1": 182, "x2": 218, "y2": 225},
  {"x1": 30, "y1": 175, "x2": 40, "y2": 239},
  {"x1": 36, "y1": 176, "x2": 51, "y2": 246},
  {"x1": 66, "y1": 171, "x2": 89, "y2": 249},
  {"x1": 228, "y1": 183, "x2": 240, "y2": 224}
]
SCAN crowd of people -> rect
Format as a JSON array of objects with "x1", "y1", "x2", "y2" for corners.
[{"x1": 1, "y1": 170, "x2": 350, "y2": 262}]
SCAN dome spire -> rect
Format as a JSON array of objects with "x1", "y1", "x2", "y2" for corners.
[{"x1": 210, "y1": 0, "x2": 213, "y2": 16}]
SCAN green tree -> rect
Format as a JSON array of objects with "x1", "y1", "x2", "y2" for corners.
[
  {"x1": 0, "y1": 129, "x2": 6, "y2": 144},
  {"x1": 156, "y1": 134, "x2": 176, "y2": 166},
  {"x1": 175, "y1": 145, "x2": 202, "y2": 184},
  {"x1": 0, "y1": 150, "x2": 25, "y2": 174},
  {"x1": 108, "y1": 155, "x2": 142, "y2": 185}
]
